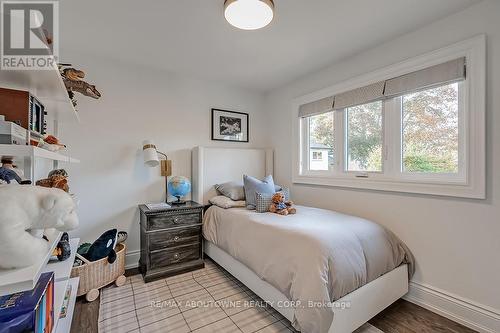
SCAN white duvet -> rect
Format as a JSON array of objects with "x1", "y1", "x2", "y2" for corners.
[{"x1": 203, "y1": 205, "x2": 414, "y2": 333}]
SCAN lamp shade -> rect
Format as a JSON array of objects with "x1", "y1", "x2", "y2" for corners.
[{"x1": 143, "y1": 140, "x2": 159, "y2": 167}]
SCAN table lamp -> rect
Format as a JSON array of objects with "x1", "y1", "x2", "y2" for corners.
[{"x1": 142, "y1": 140, "x2": 172, "y2": 201}]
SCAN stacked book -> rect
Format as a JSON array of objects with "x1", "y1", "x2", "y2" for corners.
[{"x1": 0, "y1": 272, "x2": 55, "y2": 333}]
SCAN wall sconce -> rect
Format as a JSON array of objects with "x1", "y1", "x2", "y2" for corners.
[
  {"x1": 143, "y1": 140, "x2": 172, "y2": 202},
  {"x1": 142, "y1": 140, "x2": 172, "y2": 177}
]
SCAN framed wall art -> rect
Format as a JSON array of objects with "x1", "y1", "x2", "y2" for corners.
[{"x1": 211, "y1": 108, "x2": 249, "y2": 142}]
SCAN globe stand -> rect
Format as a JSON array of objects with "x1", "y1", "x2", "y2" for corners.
[{"x1": 170, "y1": 196, "x2": 186, "y2": 206}]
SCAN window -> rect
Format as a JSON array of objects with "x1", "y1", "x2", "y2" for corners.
[
  {"x1": 294, "y1": 36, "x2": 485, "y2": 198},
  {"x1": 346, "y1": 101, "x2": 383, "y2": 172},
  {"x1": 402, "y1": 83, "x2": 459, "y2": 174},
  {"x1": 308, "y1": 112, "x2": 334, "y2": 171}
]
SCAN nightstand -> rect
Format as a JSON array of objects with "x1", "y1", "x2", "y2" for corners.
[{"x1": 138, "y1": 201, "x2": 205, "y2": 282}]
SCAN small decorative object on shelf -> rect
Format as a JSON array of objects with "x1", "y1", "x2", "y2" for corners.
[
  {"x1": 0, "y1": 87, "x2": 47, "y2": 136},
  {"x1": 0, "y1": 186, "x2": 79, "y2": 269},
  {"x1": 59, "y1": 65, "x2": 101, "y2": 108},
  {"x1": 36, "y1": 169, "x2": 70, "y2": 193},
  {"x1": 49, "y1": 232, "x2": 71, "y2": 262},
  {"x1": 139, "y1": 201, "x2": 204, "y2": 282},
  {"x1": 0, "y1": 272, "x2": 55, "y2": 333},
  {"x1": 211, "y1": 108, "x2": 249, "y2": 142},
  {"x1": 167, "y1": 176, "x2": 191, "y2": 205},
  {"x1": 0, "y1": 115, "x2": 27, "y2": 145},
  {"x1": 37, "y1": 135, "x2": 66, "y2": 152},
  {"x1": 0, "y1": 157, "x2": 31, "y2": 185}
]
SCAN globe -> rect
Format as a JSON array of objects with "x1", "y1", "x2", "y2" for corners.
[{"x1": 167, "y1": 176, "x2": 191, "y2": 204}]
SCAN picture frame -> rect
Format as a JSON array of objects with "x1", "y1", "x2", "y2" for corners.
[{"x1": 211, "y1": 108, "x2": 249, "y2": 142}]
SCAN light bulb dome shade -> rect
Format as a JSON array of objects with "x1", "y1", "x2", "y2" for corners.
[
  {"x1": 143, "y1": 140, "x2": 160, "y2": 167},
  {"x1": 224, "y1": 0, "x2": 274, "y2": 30}
]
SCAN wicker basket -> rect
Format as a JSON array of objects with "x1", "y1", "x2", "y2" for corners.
[{"x1": 70, "y1": 243, "x2": 127, "y2": 302}]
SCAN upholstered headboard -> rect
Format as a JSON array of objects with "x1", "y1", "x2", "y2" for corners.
[{"x1": 192, "y1": 147, "x2": 274, "y2": 205}]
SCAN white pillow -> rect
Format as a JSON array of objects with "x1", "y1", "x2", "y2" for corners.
[{"x1": 209, "y1": 196, "x2": 246, "y2": 209}]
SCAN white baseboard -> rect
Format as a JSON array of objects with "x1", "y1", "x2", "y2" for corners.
[
  {"x1": 125, "y1": 249, "x2": 140, "y2": 270},
  {"x1": 404, "y1": 281, "x2": 500, "y2": 333}
]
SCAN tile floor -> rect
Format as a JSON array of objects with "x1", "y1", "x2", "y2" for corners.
[{"x1": 98, "y1": 260, "x2": 380, "y2": 333}]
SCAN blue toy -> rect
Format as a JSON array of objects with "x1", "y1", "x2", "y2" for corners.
[{"x1": 0, "y1": 167, "x2": 22, "y2": 184}]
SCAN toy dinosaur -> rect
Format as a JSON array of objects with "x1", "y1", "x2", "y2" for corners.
[
  {"x1": 60, "y1": 66, "x2": 101, "y2": 100},
  {"x1": 63, "y1": 79, "x2": 101, "y2": 99},
  {"x1": 62, "y1": 68, "x2": 84, "y2": 81}
]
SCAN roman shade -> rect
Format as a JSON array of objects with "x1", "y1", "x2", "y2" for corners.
[
  {"x1": 299, "y1": 57, "x2": 466, "y2": 117},
  {"x1": 298, "y1": 96, "x2": 334, "y2": 118},
  {"x1": 384, "y1": 57, "x2": 466, "y2": 97},
  {"x1": 333, "y1": 81, "x2": 385, "y2": 110}
]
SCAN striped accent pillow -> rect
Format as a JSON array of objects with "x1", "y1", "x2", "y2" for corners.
[{"x1": 255, "y1": 188, "x2": 290, "y2": 213}]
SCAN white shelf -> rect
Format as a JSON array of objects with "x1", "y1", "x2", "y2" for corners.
[
  {"x1": 0, "y1": 11, "x2": 79, "y2": 123},
  {"x1": 0, "y1": 144, "x2": 80, "y2": 163},
  {"x1": 0, "y1": 230, "x2": 61, "y2": 296},
  {"x1": 55, "y1": 277, "x2": 79, "y2": 333},
  {"x1": 0, "y1": 68, "x2": 80, "y2": 123},
  {"x1": 44, "y1": 238, "x2": 80, "y2": 281}
]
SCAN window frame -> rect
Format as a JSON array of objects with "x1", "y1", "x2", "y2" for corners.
[{"x1": 292, "y1": 35, "x2": 485, "y2": 199}]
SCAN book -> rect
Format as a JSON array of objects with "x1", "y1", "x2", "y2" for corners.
[
  {"x1": 59, "y1": 284, "x2": 72, "y2": 319},
  {"x1": 0, "y1": 272, "x2": 54, "y2": 333},
  {"x1": 145, "y1": 203, "x2": 171, "y2": 210}
]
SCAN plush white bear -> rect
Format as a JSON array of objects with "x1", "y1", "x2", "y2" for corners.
[{"x1": 0, "y1": 186, "x2": 79, "y2": 269}]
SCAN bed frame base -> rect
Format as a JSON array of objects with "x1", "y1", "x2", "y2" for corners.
[{"x1": 205, "y1": 240, "x2": 408, "y2": 333}]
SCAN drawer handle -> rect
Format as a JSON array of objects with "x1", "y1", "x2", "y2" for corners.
[
  {"x1": 173, "y1": 236, "x2": 180, "y2": 242},
  {"x1": 173, "y1": 217, "x2": 180, "y2": 224}
]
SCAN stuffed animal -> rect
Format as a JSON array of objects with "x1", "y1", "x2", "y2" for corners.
[
  {"x1": 0, "y1": 186, "x2": 79, "y2": 269},
  {"x1": 74, "y1": 230, "x2": 127, "y2": 267},
  {"x1": 0, "y1": 158, "x2": 31, "y2": 185},
  {"x1": 0, "y1": 167, "x2": 22, "y2": 184},
  {"x1": 83, "y1": 229, "x2": 118, "y2": 264},
  {"x1": 38, "y1": 135, "x2": 66, "y2": 152},
  {"x1": 269, "y1": 192, "x2": 296, "y2": 216},
  {"x1": 36, "y1": 174, "x2": 69, "y2": 192},
  {"x1": 48, "y1": 169, "x2": 68, "y2": 178},
  {"x1": 49, "y1": 232, "x2": 71, "y2": 261}
]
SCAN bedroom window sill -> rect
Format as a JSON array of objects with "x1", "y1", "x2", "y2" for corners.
[{"x1": 292, "y1": 175, "x2": 485, "y2": 199}]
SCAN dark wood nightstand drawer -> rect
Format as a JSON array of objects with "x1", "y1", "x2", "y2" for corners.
[
  {"x1": 150, "y1": 244, "x2": 201, "y2": 269},
  {"x1": 148, "y1": 211, "x2": 201, "y2": 230},
  {"x1": 139, "y1": 201, "x2": 205, "y2": 282},
  {"x1": 149, "y1": 226, "x2": 201, "y2": 251}
]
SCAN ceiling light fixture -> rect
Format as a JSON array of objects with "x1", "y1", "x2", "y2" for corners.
[{"x1": 224, "y1": 0, "x2": 274, "y2": 30}]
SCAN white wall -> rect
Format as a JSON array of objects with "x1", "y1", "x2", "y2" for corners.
[
  {"x1": 58, "y1": 51, "x2": 266, "y2": 267},
  {"x1": 264, "y1": 0, "x2": 500, "y2": 330}
]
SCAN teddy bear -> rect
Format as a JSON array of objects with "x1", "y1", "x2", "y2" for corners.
[
  {"x1": 269, "y1": 192, "x2": 296, "y2": 216},
  {"x1": 0, "y1": 186, "x2": 79, "y2": 269}
]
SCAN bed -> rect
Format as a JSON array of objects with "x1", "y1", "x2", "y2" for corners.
[{"x1": 192, "y1": 146, "x2": 414, "y2": 333}]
